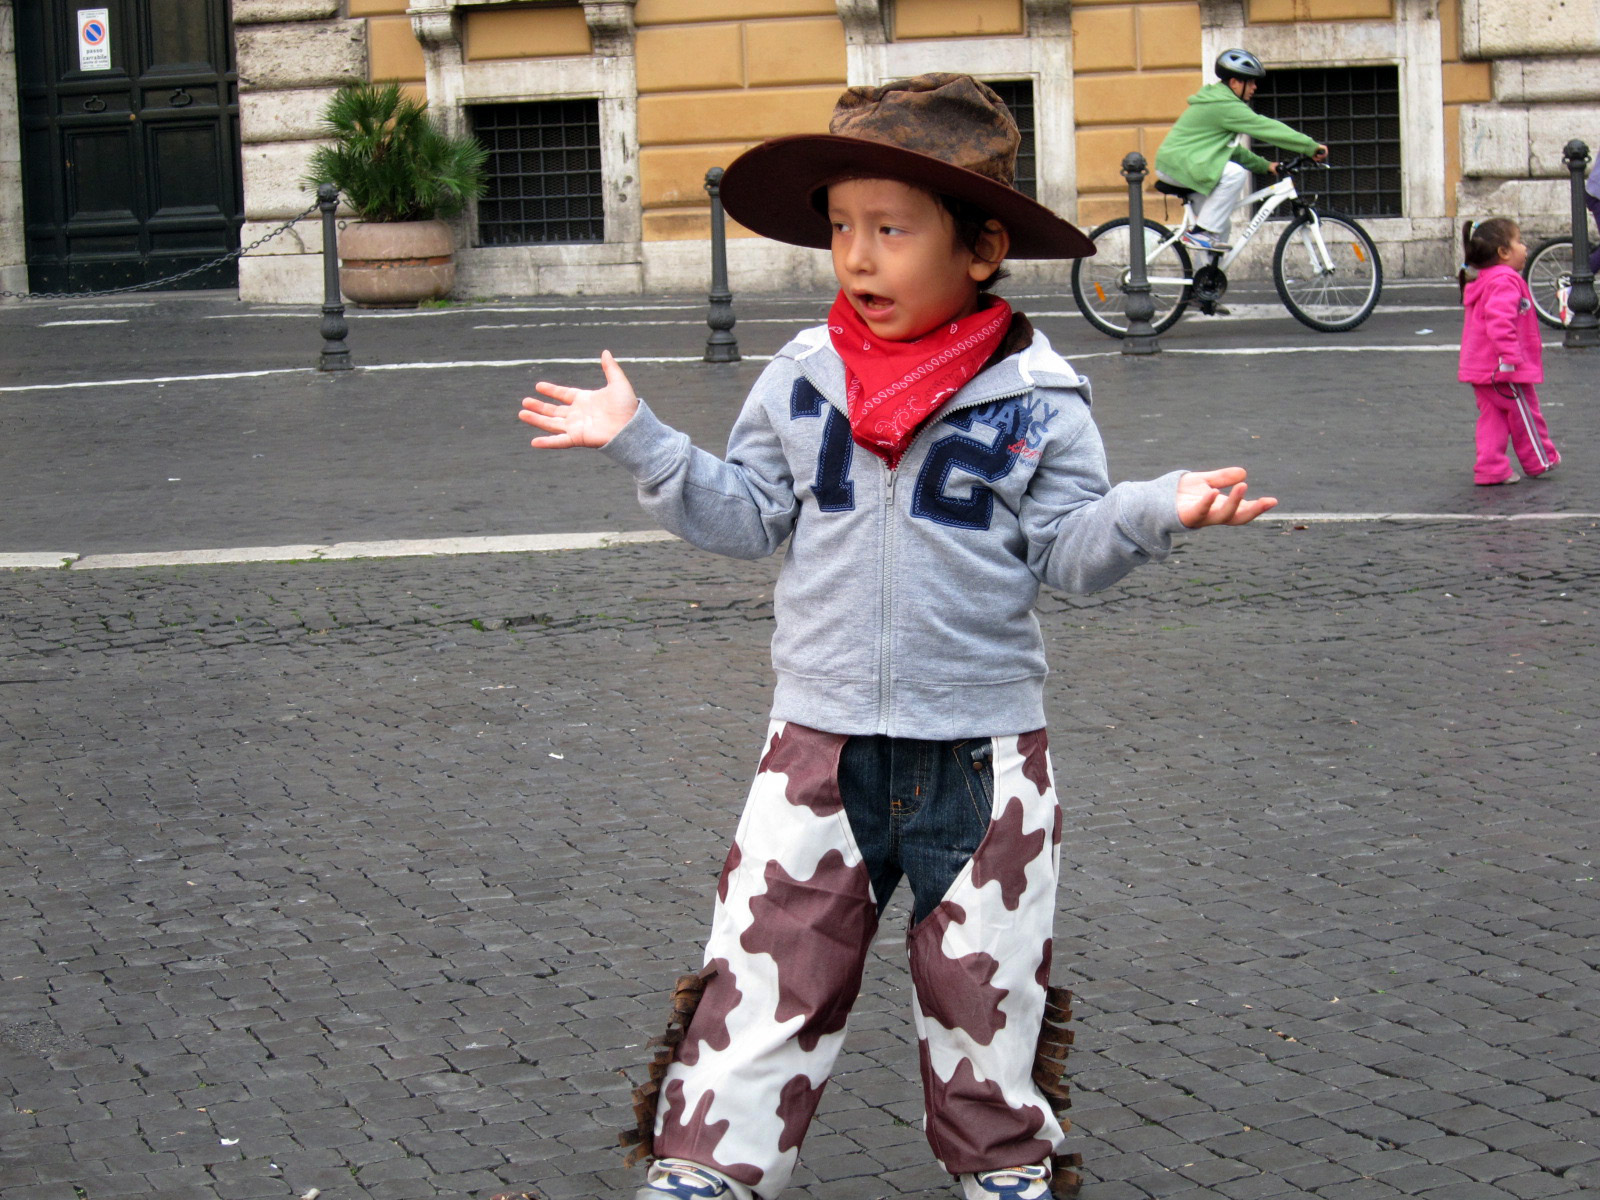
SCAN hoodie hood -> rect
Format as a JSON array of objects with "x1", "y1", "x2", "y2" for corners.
[{"x1": 1462, "y1": 262, "x2": 1516, "y2": 308}]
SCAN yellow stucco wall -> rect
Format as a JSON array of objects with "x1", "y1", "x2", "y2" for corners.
[
  {"x1": 1071, "y1": 0, "x2": 1203, "y2": 228},
  {"x1": 634, "y1": 11, "x2": 848, "y2": 240},
  {"x1": 367, "y1": 14, "x2": 426, "y2": 90},
  {"x1": 465, "y1": 7, "x2": 592, "y2": 61},
  {"x1": 893, "y1": 0, "x2": 1025, "y2": 39},
  {"x1": 1247, "y1": 0, "x2": 1393, "y2": 20}
]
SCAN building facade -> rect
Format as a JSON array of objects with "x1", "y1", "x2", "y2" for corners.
[{"x1": 2, "y1": 0, "x2": 1597, "y2": 301}]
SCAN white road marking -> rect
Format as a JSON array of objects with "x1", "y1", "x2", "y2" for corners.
[{"x1": 5, "y1": 515, "x2": 1595, "y2": 571}]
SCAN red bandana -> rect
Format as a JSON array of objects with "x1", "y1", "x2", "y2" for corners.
[{"x1": 828, "y1": 291, "x2": 1013, "y2": 466}]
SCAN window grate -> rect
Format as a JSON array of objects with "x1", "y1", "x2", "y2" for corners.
[
  {"x1": 984, "y1": 79, "x2": 1036, "y2": 199},
  {"x1": 470, "y1": 99, "x2": 604, "y2": 245},
  {"x1": 1251, "y1": 66, "x2": 1402, "y2": 218}
]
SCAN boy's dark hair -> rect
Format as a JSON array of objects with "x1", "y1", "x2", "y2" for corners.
[
  {"x1": 1459, "y1": 217, "x2": 1518, "y2": 298},
  {"x1": 941, "y1": 194, "x2": 1011, "y2": 293}
]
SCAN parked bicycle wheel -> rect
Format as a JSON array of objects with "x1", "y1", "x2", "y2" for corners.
[
  {"x1": 1071, "y1": 217, "x2": 1192, "y2": 338},
  {"x1": 1523, "y1": 237, "x2": 1573, "y2": 329},
  {"x1": 1273, "y1": 210, "x2": 1382, "y2": 332}
]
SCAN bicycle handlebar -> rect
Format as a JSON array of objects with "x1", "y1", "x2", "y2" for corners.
[{"x1": 1278, "y1": 153, "x2": 1330, "y2": 175}]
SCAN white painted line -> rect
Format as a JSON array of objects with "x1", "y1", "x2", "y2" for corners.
[
  {"x1": 8, "y1": 515, "x2": 1596, "y2": 572},
  {"x1": 40, "y1": 318, "x2": 130, "y2": 327},
  {"x1": 0, "y1": 367, "x2": 313, "y2": 394},
  {"x1": 472, "y1": 317, "x2": 817, "y2": 330},
  {"x1": 0, "y1": 552, "x2": 80, "y2": 570},
  {"x1": 205, "y1": 301, "x2": 826, "y2": 320},
  {"x1": 1260, "y1": 512, "x2": 1600, "y2": 522},
  {"x1": 56, "y1": 529, "x2": 678, "y2": 570},
  {"x1": 361, "y1": 356, "x2": 774, "y2": 372}
]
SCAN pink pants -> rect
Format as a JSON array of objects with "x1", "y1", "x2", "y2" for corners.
[
  {"x1": 651, "y1": 721, "x2": 1066, "y2": 1199},
  {"x1": 1472, "y1": 381, "x2": 1559, "y2": 484}
]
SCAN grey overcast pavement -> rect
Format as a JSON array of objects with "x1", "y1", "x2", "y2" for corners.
[{"x1": 2, "y1": 283, "x2": 1598, "y2": 1200}]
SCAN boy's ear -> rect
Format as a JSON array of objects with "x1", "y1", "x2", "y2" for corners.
[{"x1": 970, "y1": 220, "x2": 1011, "y2": 281}]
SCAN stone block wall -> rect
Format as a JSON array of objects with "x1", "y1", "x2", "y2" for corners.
[
  {"x1": 235, "y1": 0, "x2": 365, "y2": 303},
  {"x1": 1455, "y1": 0, "x2": 1600, "y2": 240}
]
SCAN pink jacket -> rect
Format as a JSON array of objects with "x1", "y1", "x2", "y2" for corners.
[{"x1": 1458, "y1": 264, "x2": 1543, "y2": 384}]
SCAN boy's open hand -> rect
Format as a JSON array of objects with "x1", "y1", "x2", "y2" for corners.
[
  {"x1": 519, "y1": 350, "x2": 639, "y2": 449},
  {"x1": 1176, "y1": 468, "x2": 1278, "y2": 528}
]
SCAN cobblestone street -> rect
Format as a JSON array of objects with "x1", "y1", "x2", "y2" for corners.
[{"x1": 3, "y1": 289, "x2": 1598, "y2": 1199}]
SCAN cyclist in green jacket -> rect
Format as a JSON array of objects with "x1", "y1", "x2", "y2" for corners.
[{"x1": 1154, "y1": 49, "x2": 1327, "y2": 252}]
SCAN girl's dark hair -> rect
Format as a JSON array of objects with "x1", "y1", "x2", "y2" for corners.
[
  {"x1": 1459, "y1": 217, "x2": 1519, "y2": 297},
  {"x1": 940, "y1": 194, "x2": 1011, "y2": 293}
]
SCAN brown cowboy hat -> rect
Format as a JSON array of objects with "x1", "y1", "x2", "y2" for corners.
[{"x1": 719, "y1": 73, "x2": 1093, "y2": 260}]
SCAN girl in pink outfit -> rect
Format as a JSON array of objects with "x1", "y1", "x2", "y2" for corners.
[{"x1": 1457, "y1": 218, "x2": 1560, "y2": 486}]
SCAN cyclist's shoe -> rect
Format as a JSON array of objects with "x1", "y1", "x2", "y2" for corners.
[
  {"x1": 636, "y1": 1159, "x2": 735, "y2": 1198},
  {"x1": 1181, "y1": 228, "x2": 1231, "y2": 252},
  {"x1": 1198, "y1": 300, "x2": 1232, "y2": 316},
  {"x1": 962, "y1": 1163, "x2": 1053, "y2": 1199}
]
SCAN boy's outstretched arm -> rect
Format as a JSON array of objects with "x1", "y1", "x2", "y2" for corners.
[
  {"x1": 519, "y1": 350, "x2": 639, "y2": 449},
  {"x1": 1177, "y1": 467, "x2": 1278, "y2": 528}
]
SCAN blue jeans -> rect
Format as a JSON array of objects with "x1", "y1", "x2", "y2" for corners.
[{"x1": 838, "y1": 734, "x2": 996, "y2": 925}]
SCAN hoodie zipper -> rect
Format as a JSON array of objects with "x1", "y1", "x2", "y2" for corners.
[{"x1": 872, "y1": 384, "x2": 1033, "y2": 734}]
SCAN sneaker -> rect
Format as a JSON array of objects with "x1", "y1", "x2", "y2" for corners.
[
  {"x1": 636, "y1": 1158, "x2": 734, "y2": 1199},
  {"x1": 1475, "y1": 475, "x2": 1520, "y2": 486},
  {"x1": 962, "y1": 1162, "x2": 1053, "y2": 1200},
  {"x1": 1181, "y1": 228, "x2": 1230, "y2": 251}
]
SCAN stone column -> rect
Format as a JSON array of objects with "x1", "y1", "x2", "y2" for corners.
[
  {"x1": 0, "y1": 0, "x2": 26, "y2": 297},
  {"x1": 235, "y1": 0, "x2": 366, "y2": 304}
]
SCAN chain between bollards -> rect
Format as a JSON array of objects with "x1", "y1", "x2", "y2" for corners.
[
  {"x1": 318, "y1": 183, "x2": 353, "y2": 372},
  {"x1": 703, "y1": 167, "x2": 740, "y2": 363},
  {"x1": 1120, "y1": 152, "x2": 1160, "y2": 355},
  {"x1": 1562, "y1": 140, "x2": 1598, "y2": 349}
]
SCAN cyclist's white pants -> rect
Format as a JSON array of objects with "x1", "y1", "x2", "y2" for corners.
[{"x1": 1187, "y1": 161, "x2": 1253, "y2": 239}]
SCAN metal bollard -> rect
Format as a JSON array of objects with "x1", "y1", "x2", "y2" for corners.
[
  {"x1": 317, "y1": 183, "x2": 353, "y2": 372},
  {"x1": 1120, "y1": 152, "x2": 1160, "y2": 355},
  {"x1": 1562, "y1": 140, "x2": 1598, "y2": 349},
  {"x1": 703, "y1": 167, "x2": 740, "y2": 363}
]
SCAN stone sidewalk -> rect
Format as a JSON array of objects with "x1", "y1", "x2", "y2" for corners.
[{"x1": 2, "y1": 519, "x2": 1598, "y2": 1200}]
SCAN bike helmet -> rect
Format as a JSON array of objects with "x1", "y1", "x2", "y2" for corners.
[{"x1": 1215, "y1": 48, "x2": 1267, "y2": 82}]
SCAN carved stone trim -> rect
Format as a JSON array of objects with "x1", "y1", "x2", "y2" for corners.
[
  {"x1": 1024, "y1": 0, "x2": 1071, "y2": 38},
  {"x1": 836, "y1": 0, "x2": 888, "y2": 46},
  {"x1": 584, "y1": 0, "x2": 636, "y2": 57}
]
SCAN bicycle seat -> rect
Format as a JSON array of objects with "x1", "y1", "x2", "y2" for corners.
[{"x1": 1154, "y1": 180, "x2": 1198, "y2": 202}]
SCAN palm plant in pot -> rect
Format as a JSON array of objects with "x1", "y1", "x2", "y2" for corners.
[{"x1": 304, "y1": 81, "x2": 487, "y2": 307}]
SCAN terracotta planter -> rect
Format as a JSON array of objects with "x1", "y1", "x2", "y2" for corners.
[{"x1": 338, "y1": 219, "x2": 456, "y2": 308}]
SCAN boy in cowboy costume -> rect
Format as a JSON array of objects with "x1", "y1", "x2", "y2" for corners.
[{"x1": 518, "y1": 74, "x2": 1276, "y2": 1200}]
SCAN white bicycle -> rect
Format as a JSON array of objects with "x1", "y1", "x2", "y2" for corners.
[{"x1": 1071, "y1": 155, "x2": 1383, "y2": 336}]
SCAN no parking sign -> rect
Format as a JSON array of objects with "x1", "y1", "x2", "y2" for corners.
[{"x1": 78, "y1": 8, "x2": 111, "y2": 71}]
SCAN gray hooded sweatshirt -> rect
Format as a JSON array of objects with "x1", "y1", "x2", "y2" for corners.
[{"x1": 602, "y1": 324, "x2": 1187, "y2": 740}]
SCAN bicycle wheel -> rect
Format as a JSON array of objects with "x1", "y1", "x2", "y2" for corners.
[
  {"x1": 1070, "y1": 218, "x2": 1192, "y2": 338},
  {"x1": 1524, "y1": 238, "x2": 1573, "y2": 329},
  {"x1": 1273, "y1": 210, "x2": 1382, "y2": 332}
]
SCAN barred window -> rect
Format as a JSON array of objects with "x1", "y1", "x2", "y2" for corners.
[
  {"x1": 983, "y1": 79, "x2": 1036, "y2": 199},
  {"x1": 1252, "y1": 66, "x2": 1402, "y2": 218},
  {"x1": 470, "y1": 99, "x2": 604, "y2": 245}
]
